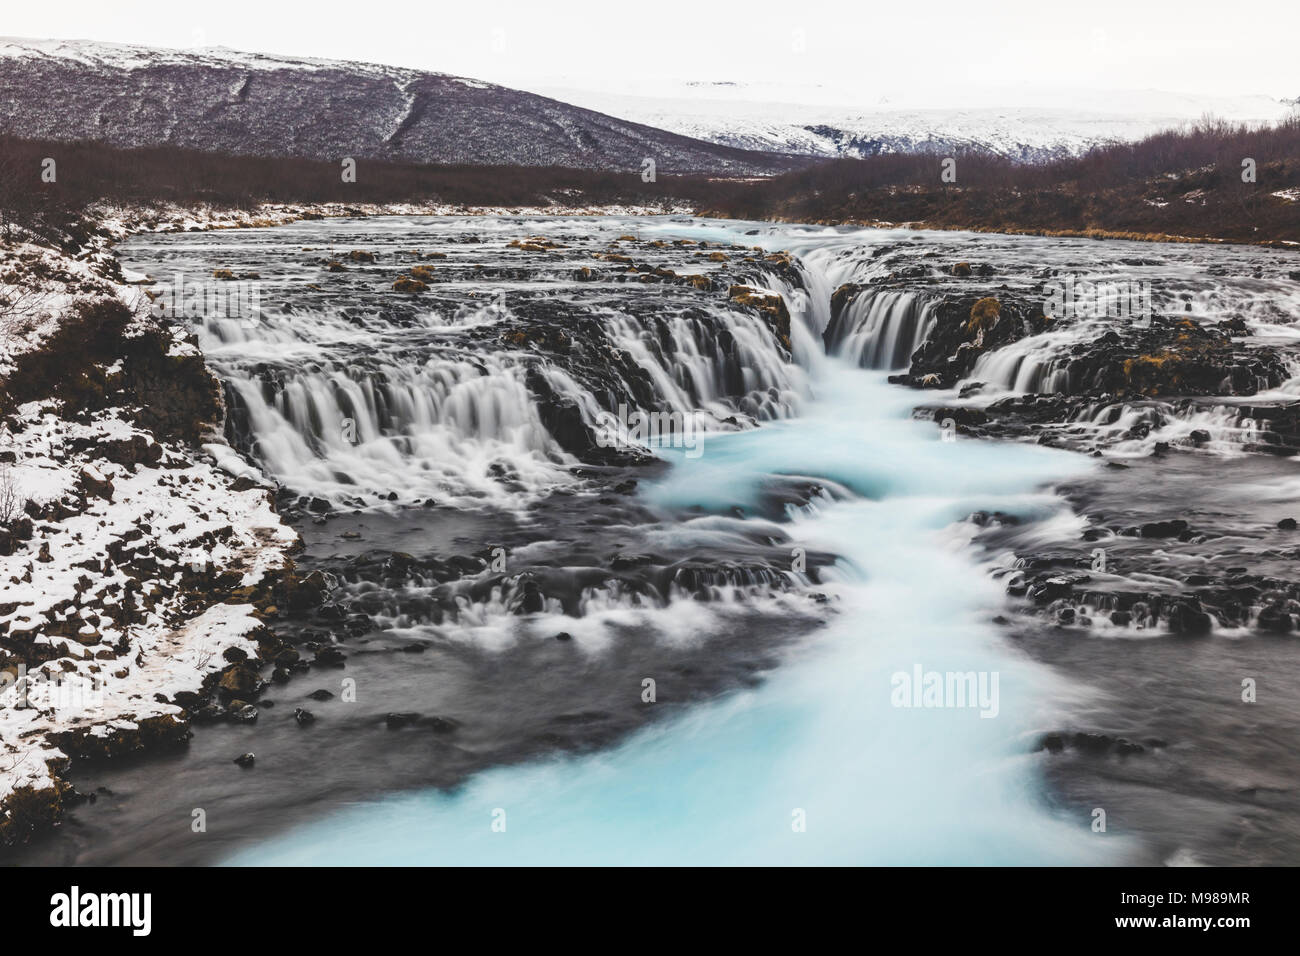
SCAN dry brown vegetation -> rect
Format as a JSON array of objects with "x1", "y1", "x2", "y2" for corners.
[
  {"x1": 0, "y1": 134, "x2": 679, "y2": 249},
  {"x1": 1, "y1": 117, "x2": 1297, "y2": 247},
  {"x1": 698, "y1": 118, "x2": 1300, "y2": 244}
]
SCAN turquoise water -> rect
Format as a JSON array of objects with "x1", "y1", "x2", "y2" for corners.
[{"x1": 228, "y1": 357, "x2": 1122, "y2": 865}]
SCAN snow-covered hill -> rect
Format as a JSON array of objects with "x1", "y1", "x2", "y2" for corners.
[
  {"x1": 0, "y1": 38, "x2": 798, "y2": 175},
  {"x1": 523, "y1": 79, "x2": 1299, "y2": 162},
  {"x1": 2, "y1": 37, "x2": 1294, "y2": 172}
]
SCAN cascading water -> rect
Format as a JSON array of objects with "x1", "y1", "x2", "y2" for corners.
[
  {"x1": 111, "y1": 216, "x2": 1121, "y2": 865},
  {"x1": 180, "y1": 230, "x2": 810, "y2": 509},
  {"x1": 225, "y1": 343, "x2": 1116, "y2": 865},
  {"x1": 201, "y1": 297, "x2": 576, "y2": 508},
  {"x1": 826, "y1": 289, "x2": 939, "y2": 370},
  {"x1": 967, "y1": 332, "x2": 1074, "y2": 394},
  {"x1": 600, "y1": 308, "x2": 804, "y2": 421},
  {"x1": 230, "y1": 348, "x2": 565, "y2": 507},
  {"x1": 27, "y1": 216, "x2": 1280, "y2": 868}
]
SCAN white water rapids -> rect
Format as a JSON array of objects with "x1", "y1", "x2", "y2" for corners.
[
  {"x1": 187, "y1": 217, "x2": 1147, "y2": 865},
  {"x1": 229, "y1": 356, "x2": 1119, "y2": 864}
]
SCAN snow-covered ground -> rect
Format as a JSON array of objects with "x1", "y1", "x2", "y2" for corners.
[
  {"x1": 0, "y1": 399, "x2": 293, "y2": 800},
  {"x1": 0, "y1": 35, "x2": 438, "y2": 81},
  {"x1": 0, "y1": 224, "x2": 301, "y2": 836}
]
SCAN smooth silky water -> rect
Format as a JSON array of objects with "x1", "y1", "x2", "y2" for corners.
[
  {"x1": 31, "y1": 214, "x2": 1287, "y2": 866},
  {"x1": 225, "y1": 353, "x2": 1118, "y2": 865}
]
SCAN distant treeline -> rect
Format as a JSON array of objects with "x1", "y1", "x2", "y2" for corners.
[
  {"x1": 0, "y1": 135, "x2": 693, "y2": 227},
  {"x1": 2, "y1": 116, "x2": 1298, "y2": 246},
  {"x1": 698, "y1": 117, "x2": 1300, "y2": 243}
]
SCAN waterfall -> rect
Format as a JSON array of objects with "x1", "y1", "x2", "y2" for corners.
[
  {"x1": 226, "y1": 353, "x2": 1115, "y2": 867},
  {"x1": 1072, "y1": 400, "x2": 1261, "y2": 456},
  {"x1": 106, "y1": 217, "x2": 1300, "y2": 868},
  {"x1": 825, "y1": 289, "x2": 938, "y2": 370},
  {"x1": 223, "y1": 350, "x2": 565, "y2": 507},
  {"x1": 193, "y1": 282, "x2": 810, "y2": 509},
  {"x1": 967, "y1": 335, "x2": 1072, "y2": 394},
  {"x1": 602, "y1": 306, "x2": 805, "y2": 421}
]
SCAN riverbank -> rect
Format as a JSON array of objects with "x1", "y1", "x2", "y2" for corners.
[{"x1": 0, "y1": 213, "x2": 308, "y2": 846}]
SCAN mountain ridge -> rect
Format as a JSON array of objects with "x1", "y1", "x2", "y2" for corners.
[
  {"x1": 523, "y1": 79, "x2": 1299, "y2": 163},
  {"x1": 0, "y1": 37, "x2": 800, "y2": 175}
]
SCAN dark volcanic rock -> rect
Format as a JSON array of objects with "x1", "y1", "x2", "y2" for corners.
[
  {"x1": 385, "y1": 712, "x2": 420, "y2": 729},
  {"x1": 1166, "y1": 600, "x2": 1213, "y2": 636},
  {"x1": 1256, "y1": 604, "x2": 1294, "y2": 633}
]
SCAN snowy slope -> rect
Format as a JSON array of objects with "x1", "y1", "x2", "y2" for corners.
[
  {"x1": 2, "y1": 37, "x2": 1293, "y2": 171},
  {"x1": 0, "y1": 37, "x2": 799, "y2": 175},
  {"x1": 523, "y1": 79, "x2": 1299, "y2": 162}
]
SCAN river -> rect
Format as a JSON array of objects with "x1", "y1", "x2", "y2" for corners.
[{"x1": 16, "y1": 215, "x2": 1299, "y2": 865}]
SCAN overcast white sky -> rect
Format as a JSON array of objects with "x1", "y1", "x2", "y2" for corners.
[{"x1": 5, "y1": 1, "x2": 1297, "y2": 99}]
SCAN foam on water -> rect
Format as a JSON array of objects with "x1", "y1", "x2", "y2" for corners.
[
  {"x1": 227, "y1": 358, "x2": 1125, "y2": 865},
  {"x1": 106, "y1": 215, "x2": 1300, "y2": 866}
]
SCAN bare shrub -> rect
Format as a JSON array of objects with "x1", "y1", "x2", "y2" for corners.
[
  {"x1": 0, "y1": 462, "x2": 20, "y2": 527},
  {"x1": 0, "y1": 285, "x2": 51, "y2": 354}
]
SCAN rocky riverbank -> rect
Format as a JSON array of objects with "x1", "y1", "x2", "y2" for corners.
[{"x1": 0, "y1": 213, "x2": 309, "y2": 847}]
